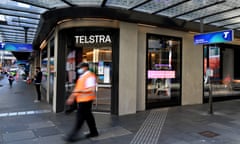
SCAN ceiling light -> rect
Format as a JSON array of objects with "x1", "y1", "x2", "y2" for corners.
[
  {"x1": 17, "y1": 2, "x2": 30, "y2": 8},
  {"x1": 0, "y1": 15, "x2": 6, "y2": 21}
]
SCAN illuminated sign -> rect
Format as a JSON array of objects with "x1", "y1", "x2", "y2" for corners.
[
  {"x1": 148, "y1": 70, "x2": 176, "y2": 79},
  {"x1": 75, "y1": 35, "x2": 111, "y2": 44},
  {"x1": 194, "y1": 30, "x2": 234, "y2": 45},
  {"x1": 2, "y1": 43, "x2": 33, "y2": 52}
]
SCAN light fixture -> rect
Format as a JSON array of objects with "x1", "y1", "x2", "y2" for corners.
[
  {"x1": 0, "y1": 14, "x2": 6, "y2": 22},
  {"x1": 40, "y1": 40, "x2": 47, "y2": 50},
  {"x1": 17, "y1": 2, "x2": 30, "y2": 8}
]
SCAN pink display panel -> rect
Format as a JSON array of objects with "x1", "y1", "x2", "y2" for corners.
[{"x1": 148, "y1": 70, "x2": 176, "y2": 79}]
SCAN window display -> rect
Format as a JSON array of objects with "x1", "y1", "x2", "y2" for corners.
[
  {"x1": 146, "y1": 34, "x2": 181, "y2": 108},
  {"x1": 65, "y1": 32, "x2": 113, "y2": 112}
]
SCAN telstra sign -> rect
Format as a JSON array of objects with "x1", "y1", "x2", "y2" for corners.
[{"x1": 194, "y1": 29, "x2": 234, "y2": 45}]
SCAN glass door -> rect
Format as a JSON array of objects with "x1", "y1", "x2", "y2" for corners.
[
  {"x1": 82, "y1": 47, "x2": 112, "y2": 112},
  {"x1": 146, "y1": 34, "x2": 181, "y2": 108}
]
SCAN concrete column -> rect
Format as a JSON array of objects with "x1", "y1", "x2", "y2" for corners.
[
  {"x1": 53, "y1": 27, "x2": 66, "y2": 113},
  {"x1": 182, "y1": 34, "x2": 203, "y2": 105},
  {"x1": 223, "y1": 49, "x2": 234, "y2": 78},
  {"x1": 46, "y1": 41, "x2": 50, "y2": 103},
  {"x1": 137, "y1": 31, "x2": 146, "y2": 111},
  {"x1": 53, "y1": 29, "x2": 58, "y2": 113},
  {"x1": 119, "y1": 22, "x2": 138, "y2": 115}
]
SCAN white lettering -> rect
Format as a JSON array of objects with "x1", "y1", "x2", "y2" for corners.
[
  {"x1": 80, "y1": 36, "x2": 85, "y2": 43},
  {"x1": 105, "y1": 35, "x2": 111, "y2": 43},
  {"x1": 99, "y1": 35, "x2": 105, "y2": 43},
  {"x1": 75, "y1": 36, "x2": 79, "y2": 44},
  {"x1": 75, "y1": 35, "x2": 112, "y2": 44},
  {"x1": 89, "y1": 35, "x2": 95, "y2": 44},
  {"x1": 95, "y1": 35, "x2": 99, "y2": 43},
  {"x1": 223, "y1": 32, "x2": 229, "y2": 39}
]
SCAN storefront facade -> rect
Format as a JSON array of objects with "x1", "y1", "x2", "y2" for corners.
[
  {"x1": 37, "y1": 17, "x2": 205, "y2": 115},
  {"x1": 33, "y1": 7, "x2": 210, "y2": 115}
]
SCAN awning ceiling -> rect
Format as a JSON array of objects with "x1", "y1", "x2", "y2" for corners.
[{"x1": 1, "y1": 0, "x2": 240, "y2": 45}]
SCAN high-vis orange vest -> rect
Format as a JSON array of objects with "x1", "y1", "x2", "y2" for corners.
[{"x1": 74, "y1": 71, "x2": 96, "y2": 103}]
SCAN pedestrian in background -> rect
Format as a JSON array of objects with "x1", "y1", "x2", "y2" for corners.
[
  {"x1": 8, "y1": 73, "x2": 14, "y2": 88},
  {"x1": 64, "y1": 63, "x2": 98, "y2": 142},
  {"x1": 34, "y1": 67, "x2": 42, "y2": 103}
]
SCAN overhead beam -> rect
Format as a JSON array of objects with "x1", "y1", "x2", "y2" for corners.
[
  {"x1": 0, "y1": 29, "x2": 35, "y2": 35},
  {"x1": 205, "y1": 15, "x2": 240, "y2": 25},
  {"x1": 12, "y1": 19, "x2": 39, "y2": 25},
  {"x1": 171, "y1": 0, "x2": 226, "y2": 18},
  {"x1": 129, "y1": 0, "x2": 152, "y2": 10},
  {"x1": 233, "y1": 27, "x2": 240, "y2": 30},
  {"x1": 189, "y1": 6, "x2": 240, "y2": 22},
  {"x1": 3, "y1": 40, "x2": 26, "y2": 43},
  {"x1": 2, "y1": 33, "x2": 35, "y2": 38},
  {"x1": 3, "y1": 37, "x2": 33, "y2": 40},
  {"x1": 220, "y1": 22, "x2": 240, "y2": 27},
  {"x1": 61, "y1": 0, "x2": 75, "y2": 7},
  {"x1": 3, "y1": 37, "x2": 34, "y2": 40},
  {"x1": 0, "y1": 23, "x2": 37, "y2": 29},
  {"x1": 152, "y1": 0, "x2": 191, "y2": 14},
  {"x1": 0, "y1": 26, "x2": 36, "y2": 33},
  {"x1": 3, "y1": 39, "x2": 33, "y2": 43},
  {"x1": 101, "y1": 0, "x2": 108, "y2": 7},
  {"x1": 0, "y1": 12, "x2": 40, "y2": 20},
  {"x1": 0, "y1": 5, "x2": 41, "y2": 15},
  {"x1": 12, "y1": 0, "x2": 50, "y2": 10}
]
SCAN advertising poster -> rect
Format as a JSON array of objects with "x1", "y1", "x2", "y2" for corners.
[
  {"x1": 98, "y1": 61, "x2": 104, "y2": 75},
  {"x1": 66, "y1": 50, "x2": 76, "y2": 83},
  {"x1": 104, "y1": 66, "x2": 110, "y2": 83}
]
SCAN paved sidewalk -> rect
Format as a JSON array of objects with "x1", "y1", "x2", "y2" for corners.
[{"x1": 1, "y1": 74, "x2": 240, "y2": 144}]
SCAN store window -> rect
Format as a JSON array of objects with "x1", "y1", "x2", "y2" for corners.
[
  {"x1": 203, "y1": 45, "x2": 240, "y2": 100},
  {"x1": 146, "y1": 34, "x2": 181, "y2": 108},
  {"x1": 65, "y1": 31, "x2": 115, "y2": 112},
  {"x1": 41, "y1": 39, "x2": 54, "y2": 104}
]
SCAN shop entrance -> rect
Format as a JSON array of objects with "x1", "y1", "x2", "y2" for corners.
[
  {"x1": 146, "y1": 34, "x2": 181, "y2": 108},
  {"x1": 60, "y1": 28, "x2": 119, "y2": 114},
  {"x1": 203, "y1": 44, "x2": 240, "y2": 101},
  {"x1": 66, "y1": 46, "x2": 112, "y2": 112},
  {"x1": 82, "y1": 47, "x2": 112, "y2": 112}
]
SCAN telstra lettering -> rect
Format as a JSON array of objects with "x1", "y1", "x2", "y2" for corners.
[{"x1": 75, "y1": 35, "x2": 111, "y2": 44}]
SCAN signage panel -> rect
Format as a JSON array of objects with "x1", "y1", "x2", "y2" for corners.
[
  {"x1": 3, "y1": 43, "x2": 33, "y2": 52},
  {"x1": 194, "y1": 30, "x2": 234, "y2": 45},
  {"x1": 148, "y1": 70, "x2": 176, "y2": 79}
]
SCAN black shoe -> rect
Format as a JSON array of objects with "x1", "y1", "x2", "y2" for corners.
[{"x1": 85, "y1": 132, "x2": 99, "y2": 138}]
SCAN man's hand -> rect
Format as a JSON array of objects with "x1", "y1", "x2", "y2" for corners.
[{"x1": 66, "y1": 95, "x2": 74, "y2": 105}]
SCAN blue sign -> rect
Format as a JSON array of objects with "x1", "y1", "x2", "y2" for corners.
[
  {"x1": 3, "y1": 43, "x2": 33, "y2": 52},
  {"x1": 194, "y1": 30, "x2": 234, "y2": 45},
  {"x1": 0, "y1": 43, "x2": 4, "y2": 50}
]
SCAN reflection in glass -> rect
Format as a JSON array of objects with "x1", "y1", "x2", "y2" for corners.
[
  {"x1": 65, "y1": 46, "x2": 112, "y2": 112},
  {"x1": 147, "y1": 34, "x2": 181, "y2": 108}
]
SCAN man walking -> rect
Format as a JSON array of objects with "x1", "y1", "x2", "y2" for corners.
[
  {"x1": 65, "y1": 63, "x2": 98, "y2": 142},
  {"x1": 34, "y1": 67, "x2": 42, "y2": 103}
]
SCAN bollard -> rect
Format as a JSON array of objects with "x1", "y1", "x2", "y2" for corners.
[{"x1": 208, "y1": 82, "x2": 213, "y2": 114}]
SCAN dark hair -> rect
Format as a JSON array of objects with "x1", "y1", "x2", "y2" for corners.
[
  {"x1": 36, "y1": 67, "x2": 41, "y2": 70},
  {"x1": 78, "y1": 63, "x2": 89, "y2": 69}
]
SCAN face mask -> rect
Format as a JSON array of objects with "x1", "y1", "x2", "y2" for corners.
[{"x1": 77, "y1": 68, "x2": 84, "y2": 74}]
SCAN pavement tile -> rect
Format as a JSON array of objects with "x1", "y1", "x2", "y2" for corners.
[
  {"x1": 33, "y1": 126, "x2": 62, "y2": 137},
  {"x1": 91, "y1": 126, "x2": 132, "y2": 141},
  {"x1": 28, "y1": 121, "x2": 55, "y2": 129},
  {"x1": 2, "y1": 130, "x2": 36, "y2": 143}
]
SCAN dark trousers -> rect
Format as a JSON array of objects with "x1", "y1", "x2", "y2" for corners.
[
  {"x1": 68, "y1": 101, "x2": 98, "y2": 138},
  {"x1": 35, "y1": 84, "x2": 41, "y2": 100},
  {"x1": 8, "y1": 79, "x2": 13, "y2": 87}
]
